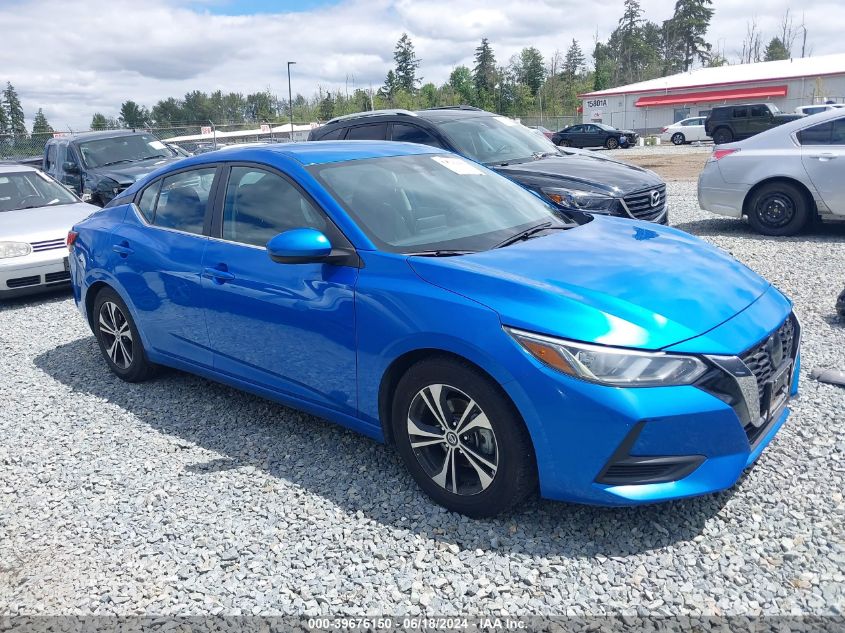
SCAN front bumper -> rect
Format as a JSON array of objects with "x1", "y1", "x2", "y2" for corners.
[
  {"x1": 503, "y1": 293, "x2": 797, "y2": 506},
  {"x1": 0, "y1": 252, "x2": 72, "y2": 299}
]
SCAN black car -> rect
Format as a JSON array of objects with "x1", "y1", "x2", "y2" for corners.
[
  {"x1": 43, "y1": 130, "x2": 183, "y2": 206},
  {"x1": 704, "y1": 103, "x2": 803, "y2": 145},
  {"x1": 551, "y1": 123, "x2": 638, "y2": 149},
  {"x1": 309, "y1": 107, "x2": 667, "y2": 223}
]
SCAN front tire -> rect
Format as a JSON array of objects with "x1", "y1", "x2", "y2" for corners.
[
  {"x1": 746, "y1": 182, "x2": 810, "y2": 236},
  {"x1": 671, "y1": 132, "x2": 686, "y2": 145},
  {"x1": 392, "y1": 357, "x2": 537, "y2": 518},
  {"x1": 605, "y1": 137, "x2": 619, "y2": 150},
  {"x1": 557, "y1": 139, "x2": 571, "y2": 147},
  {"x1": 92, "y1": 288, "x2": 157, "y2": 382}
]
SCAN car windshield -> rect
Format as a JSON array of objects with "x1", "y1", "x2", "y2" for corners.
[
  {"x1": 769, "y1": 104, "x2": 781, "y2": 114},
  {"x1": 77, "y1": 134, "x2": 176, "y2": 168},
  {"x1": 0, "y1": 170, "x2": 79, "y2": 211},
  {"x1": 594, "y1": 123, "x2": 617, "y2": 131},
  {"x1": 437, "y1": 116, "x2": 559, "y2": 165},
  {"x1": 310, "y1": 153, "x2": 572, "y2": 253}
]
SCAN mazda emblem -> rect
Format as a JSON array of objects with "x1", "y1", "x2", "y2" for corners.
[{"x1": 650, "y1": 190, "x2": 660, "y2": 207}]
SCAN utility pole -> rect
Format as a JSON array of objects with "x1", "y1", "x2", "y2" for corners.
[{"x1": 287, "y1": 61, "x2": 297, "y2": 141}]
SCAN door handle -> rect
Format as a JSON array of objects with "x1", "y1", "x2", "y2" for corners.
[
  {"x1": 112, "y1": 242, "x2": 134, "y2": 257},
  {"x1": 202, "y1": 265, "x2": 235, "y2": 283},
  {"x1": 811, "y1": 152, "x2": 837, "y2": 160}
]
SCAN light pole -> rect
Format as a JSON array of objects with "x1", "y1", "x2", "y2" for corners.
[{"x1": 287, "y1": 61, "x2": 296, "y2": 141}]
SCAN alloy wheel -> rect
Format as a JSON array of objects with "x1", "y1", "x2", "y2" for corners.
[
  {"x1": 406, "y1": 383, "x2": 499, "y2": 496},
  {"x1": 756, "y1": 192, "x2": 795, "y2": 228},
  {"x1": 98, "y1": 301, "x2": 133, "y2": 369},
  {"x1": 672, "y1": 133, "x2": 685, "y2": 145},
  {"x1": 606, "y1": 137, "x2": 619, "y2": 149}
]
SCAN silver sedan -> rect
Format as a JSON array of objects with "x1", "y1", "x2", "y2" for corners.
[
  {"x1": 1, "y1": 164, "x2": 99, "y2": 298},
  {"x1": 698, "y1": 108, "x2": 845, "y2": 235}
]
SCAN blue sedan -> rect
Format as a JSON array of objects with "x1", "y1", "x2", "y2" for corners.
[{"x1": 67, "y1": 141, "x2": 800, "y2": 517}]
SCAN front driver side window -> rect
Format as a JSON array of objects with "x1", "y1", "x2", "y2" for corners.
[{"x1": 222, "y1": 167, "x2": 328, "y2": 248}]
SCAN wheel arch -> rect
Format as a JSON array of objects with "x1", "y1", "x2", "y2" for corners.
[
  {"x1": 742, "y1": 176, "x2": 818, "y2": 220},
  {"x1": 377, "y1": 348, "x2": 522, "y2": 447}
]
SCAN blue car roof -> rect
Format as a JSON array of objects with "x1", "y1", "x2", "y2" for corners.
[{"x1": 205, "y1": 140, "x2": 446, "y2": 166}]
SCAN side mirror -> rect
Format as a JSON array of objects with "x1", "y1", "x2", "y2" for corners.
[
  {"x1": 62, "y1": 161, "x2": 79, "y2": 173},
  {"x1": 267, "y1": 228, "x2": 333, "y2": 264}
]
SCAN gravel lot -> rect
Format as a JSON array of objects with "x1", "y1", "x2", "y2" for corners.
[{"x1": 1, "y1": 176, "x2": 843, "y2": 617}]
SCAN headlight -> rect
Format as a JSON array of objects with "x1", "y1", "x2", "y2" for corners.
[
  {"x1": 0, "y1": 242, "x2": 32, "y2": 259},
  {"x1": 541, "y1": 187, "x2": 618, "y2": 213},
  {"x1": 507, "y1": 327, "x2": 708, "y2": 387}
]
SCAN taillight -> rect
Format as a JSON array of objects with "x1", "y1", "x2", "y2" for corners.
[
  {"x1": 67, "y1": 231, "x2": 78, "y2": 251},
  {"x1": 660, "y1": 127, "x2": 668, "y2": 133},
  {"x1": 712, "y1": 148, "x2": 740, "y2": 161}
]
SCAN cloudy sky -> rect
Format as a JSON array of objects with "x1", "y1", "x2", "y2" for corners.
[{"x1": 1, "y1": 0, "x2": 840, "y2": 129}]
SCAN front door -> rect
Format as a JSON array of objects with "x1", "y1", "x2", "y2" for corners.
[
  {"x1": 800, "y1": 117, "x2": 845, "y2": 214},
  {"x1": 201, "y1": 165, "x2": 359, "y2": 415}
]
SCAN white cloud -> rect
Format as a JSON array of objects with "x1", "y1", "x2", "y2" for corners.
[{"x1": 0, "y1": 0, "x2": 840, "y2": 129}]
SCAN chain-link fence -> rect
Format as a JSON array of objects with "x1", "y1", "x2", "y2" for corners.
[{"x1": 515, "y1": 115, "x2": 578, "y2": 131}]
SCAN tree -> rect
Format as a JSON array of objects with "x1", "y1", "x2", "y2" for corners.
[
  {"x1": 592, "y1": 42, "x2": 613, "y2": 91},
  {"x1": 393, "y1": 33, "x2": 421, "y2": 92},
  {"x1": 472, "y1": 38, "x2": 498, "y2": 103},
  {"x1": 118, "y1": 100, "x2": 149, "y2": 128},
  {"x1": 448, "y1": 66, "x2": 475, "y2": 104},
  {"x1": 31, "y1": 109, "x2": 53, "y2": 135},
  {"x1": 764, "y1": 37, "x2": 790, "y2": 61},
  {"x1": 319, "y1": 92, "x2": 335, "y2": 121},
  {"x1": 0, "y1": 102, "x2": 8, "y2": 136},
  {"x1": 150, "y1": 97, "x2": 184, "y2": 126},
  {"x1": 663, "y1": 0, "x2": 714, "y2": 72},
  {"x1": 3, "y1": 82, "x2": 26, "y2": 135},
  {"x1": 90, "y1": 113, "x2": 108, "y2": 130},
  {"x1": 380, "y1": 69, "x2": 399, "y2": 100},
  {"x1": 740, "y1": 18, "x2": 762, "y2": 64},
  {"x1": 563, "y1": 40, "x2": 585, "y2": 83},
  {"x1": 517, "y1": 47, "x2": 545, "y2": 96}
]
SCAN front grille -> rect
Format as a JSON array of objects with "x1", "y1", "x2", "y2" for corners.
[
  {"x1": 622, "y1": 185, "x2": 667, "y2": 221},
  {"x1": 30, "y1": 238, "x2": 66, "y2": 252},
  {"x1": 44, "y1": 271, "x2": 70, "y2": 283},
  {"x1": 739, "y1": 315, "x2": 797, "y2": 415},
  {"x1": 6, "y1": 275, "x2": 40, "y2": 288}
]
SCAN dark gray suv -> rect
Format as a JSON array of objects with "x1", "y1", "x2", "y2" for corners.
[{"x1": 309, "y1": 107, "x2": 669, "y2": 224}]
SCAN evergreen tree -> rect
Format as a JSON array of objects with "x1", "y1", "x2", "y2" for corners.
[
  {"x1": 592, "y1": 42, "x2": 613, "y2": 91},
  {"x1": 319, "y1": 92, "x2": 335, "y2": 121},
  {"x1": 393, "y1": 33, "x2": 421, "y2": 92},
  {"x1": 664, "y1": 0, "x2": 714, "y2": 71},
  {"x1": 563, "y1": 40, "x2": 585, "y2": 82},
  {"x1": 764, "y1": 37, "x2": 790, "y2": 61},
  {"x1": 31, "y1": 108, "x2": 53, "y2": 135},
  {"x1": 3, "y1": 82, "x2": 26, "y2": 135},
  {"x1": 380, "y1": 70, "x2": 399, "y2": 100},
  {"x1": 448, "y1": 66, "x2": 475, "y2": 104},
  {"x1": 119, "y1": 100, "x2": 149, "y2": 128},
  {"x1": 472, "y1": 38, "x2": 498, "y2": 97},
  {"x1": 517, "y1": 47, "x2": 545, "y2": 96},
  {"x1": 90, "y1": 113, "x2": 108, "y2": 130},
  {"x1": 0, "y1": 101, "x2": 8, "y2": 136}
]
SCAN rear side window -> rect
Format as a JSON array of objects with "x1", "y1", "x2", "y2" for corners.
[
  {"x1": 798, "y1": 122, "x2": 832, "y2": 145},
  {"x1": 45, "y1": 144, "x2": 57, "y2": 171},
  {"x1": 317, "y1": 127, "x2": 345, "y2": 140},
  {"x1": 137, "y1": 180, "x2": 161, "y2": 222},
  {"x1": 345, "y1": 123, "x2": 387, "y2": 140},
  {"x1": 391, "y1": 124, "x2": 444, "y2": 148},
  {"x1": 151, "y1": 168, "x2": 216, "y2": 235},
  {"x1": 832, "y1": 119, "x2": 845, "y2": 144}
]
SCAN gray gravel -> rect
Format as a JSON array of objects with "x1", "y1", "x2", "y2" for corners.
[{"x1": 1, "y1": 183, "x2": 843, "y2": 617}]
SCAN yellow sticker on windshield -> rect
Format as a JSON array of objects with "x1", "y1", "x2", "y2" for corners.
[{"x1": 431, "y1": 155, "x2": 484, "y2": 175}]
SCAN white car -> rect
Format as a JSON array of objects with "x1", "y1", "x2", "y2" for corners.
[
  {"x1": 795, "y1": 104, "x2": 845, "y2": 116},
  {"x1": 1, "y1": 164, "x2": 98, "y2": 298},
  {"x1": 660, "y1": 117, "x2": 708, "y2": 145}
]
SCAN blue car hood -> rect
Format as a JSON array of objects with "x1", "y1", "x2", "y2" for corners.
[{"x1": 408, "y1": 216, "x2": 770, "y2": 350}]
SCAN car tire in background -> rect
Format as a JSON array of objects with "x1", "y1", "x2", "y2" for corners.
[
  {"x1": 557, "y1": 139, "x2": 571, "y2": 147},
  {"x1": 712, "y1": 128, "x2": 733, "y2": 145},
  {"x1": 671, "y1": 132, "x2": 686, "y2": 145},
  {"x1": 391, "y1": 356, "x2": 537, "y2": 518},
  {"x1": 605, "y1": 137, "x2": 619, "y2": 150},
  {"x1": 92, "y1": 287, "x2": 158, "y2": 382},
  {"x1": 746, "y1": 181, "x2": 811, "y2": 236}
]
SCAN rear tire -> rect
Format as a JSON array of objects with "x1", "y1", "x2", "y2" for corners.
[
  {"x1": 605, "y1": 137, "x2": 619, "y2": 150},
  {"x1": 671, "y1": 132, "x2": 686, "y2": 145},
  {"x1": 712, "y1": 128, "x2": 733, "y2": 145},
  {"x1": 92, "y1": 287, "x2": 158, "y2": 382},
  {"x1": 391, "y1": 357, "x2": 537, "y2": 518},
  {"x1": 746, "y1": 182, "x2": 810, "y2": 236}
]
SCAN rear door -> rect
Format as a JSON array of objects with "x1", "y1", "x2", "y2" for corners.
[
  {"x1": 112, "y1": 165, "x2": 219, "y2": 367},
  {"x1": 685, "y1": 117, "x2": 706, "y2": 141},
  {"x1": 800, "y1": 117, "x2": 845, "y2": 214},
  {"x1": 748, "y1": 105, "x2": 773, "y2": 137}
]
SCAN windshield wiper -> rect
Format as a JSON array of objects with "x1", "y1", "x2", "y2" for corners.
[
  {"x1": 532, "y1": 151, "x2": 559, "y2": 159},
  {"x1": 98, "y1": 159, "x2": 134, "y2": 167},
  {"x1": 139, "y1": 154, "x2": 168, "y2": 160},
  {"x1": 494, "y1": 222, "x2": 570, "y2": 249},
  {"x1": 405, "y1": 250, "x2": 477, "y2": 257}
]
